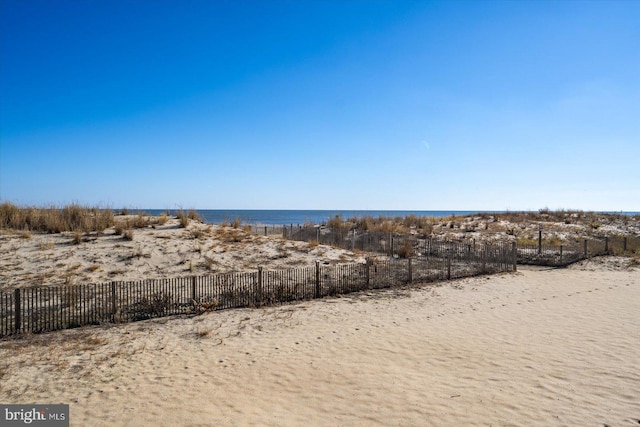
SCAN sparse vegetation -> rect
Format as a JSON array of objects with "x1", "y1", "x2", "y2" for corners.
[
  {"x1": 17, "y1": 230, "x2": 32, "y2": 239},
  {"x1": 38, "y1": 240, "x2": 55, "y2": 250},
  {"x1": 86, "y1": 264, "x2": 101, "y2": 272},
  {"x1": 215, "y1": 226, "x2": 247, "y2": 243},
  {"x1": 190, "y1": 228, "x2": 207, "y2": 239},
  {"x1": 194, "y1": 328, "x2": 211, "y2": 338},
  {"x1": 397, "y1": 241, "x2": 414, "y2": 258},
  {"x1": 202, "y1": 256, "x2": 216, "y2": 270},
  {"x1": 175, "y1": 209, "x2": 202, "y2": 228},
  {"x1": 123, "y1": 229, "x2": 134, "y2": 241},
  {"x1": 177, "y1": 210, "x2": 189, "y2": 228}
]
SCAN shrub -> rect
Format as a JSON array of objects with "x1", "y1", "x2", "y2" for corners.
[
  {"x1": 187, "y1": 210, "x2": 201, "y2": 221},
  {"x1": 123, "y1": 229, "x2": 134, "y2": 241},
  {"x1": 132, "y1": 292, "x2": 174, "y2": 320},
  {"x1": 176, "y1": 210, "x2": 189, "y2": 228},
  {"x1": 397, "y1": 241, "x2": 414, "y2": 258}
]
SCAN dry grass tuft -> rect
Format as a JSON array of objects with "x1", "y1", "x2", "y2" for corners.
[
  {"x1": 123, "y1": 229, "x2": 134, "y2": 241},
  {"x1": 71, "y1": 230, "x2": 83, "y2": 245},
  {"x1": 176, "y1": 210, "x2": 190, "y2": 228},
  {"x1": 187, "y1": 210, "x2": 201, "y2": 221},
  {"x1": 17, "y1": 230, "x2": 32, "y2": 239},
  {"x1": 190, "y1": 228, "x2": 208, "y2": 239},
  {"x1": 215, "y1": 227, "x2": 247, "y2": 243},
  {"x1": 194, "y1": 328, "x2": 212, "y2": 338},
  {"x1": 38, "y1": 240, "x2": 55, "y2": 250},
  {"x1": 202, "y1": 256, "x2": 216, "y2": 270},
  {"x1": 397, "y1": 241, "x2": 414, "y2": 258}
]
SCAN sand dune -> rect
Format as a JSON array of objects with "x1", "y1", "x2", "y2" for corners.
[
  {"x1": 1, "y1": 257, "x2": 638, "y2": 426},
  {"x1": 0, "y1": 217, "x2": 364, "y2": 289}
]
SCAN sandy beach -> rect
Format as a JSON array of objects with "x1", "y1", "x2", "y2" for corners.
[{"x1": 1, "y1": 256, "x2": 638, "y2": 426}]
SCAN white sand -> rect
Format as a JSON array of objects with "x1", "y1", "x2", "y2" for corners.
[
  {"x1": 1, "y1": 257, "x2": 638, "y2": 426},
  {"x1": 0, "y1": 217, "x2": 364, "y2": 289}
]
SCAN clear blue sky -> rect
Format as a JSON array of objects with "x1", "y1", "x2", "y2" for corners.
[{"x1": 1, "y1": 0, "x2": 638, "y2": 211}]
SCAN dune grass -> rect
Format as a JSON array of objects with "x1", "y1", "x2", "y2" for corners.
[{"x1": 0, "y1": 202, "x2": 115, "y2": 234}]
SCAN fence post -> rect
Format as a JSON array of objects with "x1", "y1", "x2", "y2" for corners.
[
  {"x1": 624, "y1": 237, "x2": 628, "y2": 252},
  {"x1": 14, "y1": 288, "x2": 20, "y2": 334},
  {"x1": 408, "y1": 258, "x2": 413, "y2": 284},
  {"x1": 264, "y1": 226, "x2": 267, "y2": 236},
  {"x1": 512, "y1": 242, "x2": 517, "y2": 272},
  {"x1": 447, "y1": 252, "x2": 452, "y2": 280},
  {"x1": 605, "y1": 236, "x2": 609, "y2": 254},
  {"x1": 191, "y1": 276, "x2": 197, "y2": 302},
  {"x1": 482, "y1": 246, "x2": 486, "y2": 272},
  {"x1": 316, "y1": 228, "x2": 320, "y2": 243},
  {"x1": 256, "y1": 267, "x2": 263, "y2": 306},
  {"x1": 559, "y1": 245, "x2": 563, "y2": 265},
  {"x1": 584, "y1": 239, "x2": 588, "y2": 258},
  {"x1": 315, "y1": 261, "x2": 320, "y2": 299},
  {"x1": 111, "y1": 282, "x2": 117, "y2": 321},
  {"x1": 365, "y1": 258, "x2": 371, "y2": 289},
  {"x1": 538, "y1": 229, "x2": 542, "y2": 254}
]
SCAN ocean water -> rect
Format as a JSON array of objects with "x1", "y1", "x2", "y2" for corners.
[
  {"x1": 138, "y1": 209, "x2": 496, "y2": 225},
  {"x1": 132, "y1": 209, "x2": 639, "y2": 226}
]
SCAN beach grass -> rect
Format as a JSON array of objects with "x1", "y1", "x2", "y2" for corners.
[{"x1": 0, "y1": 202, "x2": 115, "y2": 234}]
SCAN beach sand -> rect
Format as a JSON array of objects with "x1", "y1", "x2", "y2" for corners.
[{"x1": 1, "y1": 256, "x2": 638, "y2": 426}]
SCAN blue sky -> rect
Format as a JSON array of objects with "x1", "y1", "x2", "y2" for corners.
[{"x1": 1, "y1": 0, "x2": 638, "y2": 211}]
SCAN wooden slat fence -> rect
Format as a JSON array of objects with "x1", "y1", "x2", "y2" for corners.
[
  {"x1": 1, "y1": 241, "x2": 516, "y2": 337},
  {"x1": 517, "y1": 236, "x2": 640, "y2": 266}
]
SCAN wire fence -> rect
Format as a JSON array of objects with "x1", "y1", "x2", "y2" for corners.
[{"x1": 1, "y1": 240, "x2": 516, "y2": 337}]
